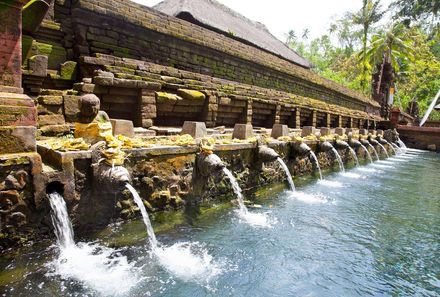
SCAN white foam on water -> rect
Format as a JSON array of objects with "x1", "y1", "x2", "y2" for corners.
[
  {"x1": 340, "y1": 172, "x2": 362, "y2": 179},
  {"x1": 154, "y1": 241, "x2": 224, "y2": 286},
  {"x1": 371, "y1": 163, "x2": 394, "y2": 169},
  {"x1": 377, "y1": 160, "x2": 394, "y2": 165},
  {"x1": 356, "y1": 167, "x2": 378, "y2": 173},
  {"x1": 406, "y1": 148, "x2": 426, "y2": 153},
  {"x1": 290, "y1": 191, "x2": 331, "y2": 204},
  {"x1": 388, "y1": 157, "x2": 408, "y2": 162},
  {"x1": 317, "y1": 179, "x2": 343, "y2": 188},
  {"x1": 235, "y1": 209, "x2": 277, "y2": 228},
  {"x1": 47, "y1": 242, "x2": 140, "y2": 296}
]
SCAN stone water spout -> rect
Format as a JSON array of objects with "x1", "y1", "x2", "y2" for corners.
[
  {"x1": 348, "y1": 135, "x2": 362, "y2": 148},
  {"x1": 360, "y1": 138, "x2": 370, "y2": 147},
  {"x1": 377, "y1": 135, "x2": 389, "y2": 145},
  {"x1": 334, "y1": 140, "x2": 349, "y2": 150},
  {"x1": 319, "y1": 141, "x2": 334, "y2": 152},
  {"x1": 196, "y1": 152, "x2": 226, "y2": 177},
  {"x1": 292, "y1": 142, "x2": 312, "y2": 156},
  {"x1": 368, "y1": 137, "x2": 380, "y2": 146},
  {"x1": 91, "y1": 142, "x2": 131, "y2": 193},
  {"x1": 257, "y1": 145, "x2": 280, "y2": 163}
]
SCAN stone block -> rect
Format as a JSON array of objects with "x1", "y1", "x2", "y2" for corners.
[
  {"x1": 142, "y1": 118, "x2": 153, "y2": 128},
  {"x1": 181, "y1": 121, "x2": 207, "y2": 139},
  {"x1": 0, "y1": 126, "x2": 36, "y2": 154},
  {"x1": 232, "y1": 124, "x2": 253, "y2": 140},
  {"x1": 60, "y1": 61, "x2": 78, "y2": 80},
  {"x1": 301, "y1": 126, "x2": 315, "y2": 137},
  {"x1": 320, "y1": 127, "x2": 332, "y2": 136},
  {"x1": 111, "y1": 119, "x2": 135, "y2": 138},
  {"x1": 376, "y1": 129, "x2": 384, "y2": 136},
  {"x1": 271, "y1": 124, "x2": 289, "y2": 139},
  {"x1": 335, "y1": 127, "x2": 346, "y2": 136},
  {"x1": 37, "y1": 95, "x2": 63, "y2": 105},
  {"x1": 177, "y1": 89, "x2": 206, "y2": 101},
  {"x1": 28, "y1": 55, "x2": 48, "y2": 77},
  {"x1": 345, "y1": 128, "x2": 359, "y2": 135},
  {"x1": 39, "y1": 124, "x2": 70, "y2": 136},
  {"x1": 368, "y1": 129, "x2": 376, "y2": 135},
  {"x1": 63, "y1": 95, "x2": 80, "y2": 122},
  {"x1": 38, "y1": 114, "x2": 65, "y2": 126}
]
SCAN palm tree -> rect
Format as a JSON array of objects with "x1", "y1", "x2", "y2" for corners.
[
  {"x1": 364, "y1": 23, "x2": 414, "y2": 117},
  {"x1": 352, "y1": 0, "x2": 384, "y2": 90}
]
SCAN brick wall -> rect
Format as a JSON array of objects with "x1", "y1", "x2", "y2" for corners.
[{"x1": 55, "y1": 0, "x2": 380, "y2": 114}]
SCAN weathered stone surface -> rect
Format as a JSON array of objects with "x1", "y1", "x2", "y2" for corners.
[
  {"x1": 155, "y1": 91, "x2": 182, "y2": 103},
  {"x1": 28, "y1": 55, "x2": 48, "y2": 77},
  {"x1": 271, "y1": 124, "x2": 289, "y2": 139},
  {"x1": 39, "y1": 124, "x2": 71, "y2": 136},
  {"x1": 232, "y1": 123, "x2": 253, "y2": 139},
  {"x1": 177, "y1": 89, "x2": 206, "y2": 101},
  {"x1": 38, "y1": 114, "x2": 65, "y2": 126},
  {"x1": 335, "y1": 127, "x2": 345, "y2": 136},
  {"x1": 0, "y1": 126, "x2": 36, "y2": 154},
  {"x1": 63, "y1": 95, "x2": 81, "y2": 122},
  {"x1": 359, "y1": 129, "x2": 368, "y2": 135},
  {"x1": 320, "y1": 127, "x2": 331, "y2": 136},
  {"x1": 181, "y1": 121, "x2": 206, "y2": 139},
  {"x1": 111, "y1": 119, "x2": 135, "y2": 137},
  {"x1": 37, "y1": 95, "x2": 63, "y2": 105},
  {"x1": 301, "y1": 126, "x2": 315, "y2": 137}
]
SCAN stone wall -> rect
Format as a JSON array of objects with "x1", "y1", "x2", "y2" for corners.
[
  {"x1": 33, "y1": 0, "x2": 380, "y2": 115},
  {"x1": 397, "y1": 125, "x2": 440, "y2": 151}
]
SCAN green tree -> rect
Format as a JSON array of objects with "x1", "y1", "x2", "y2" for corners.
[
  {"x1": 352, "y1": 0, "x2": 384, "y2": 90},
  {"x1": 390, "y1": 0, "x2": 439, "y2": 29}
]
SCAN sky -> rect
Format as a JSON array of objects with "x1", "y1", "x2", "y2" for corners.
[{"x1": 132, "y1": 0, "x2": 393, "y2": 43}]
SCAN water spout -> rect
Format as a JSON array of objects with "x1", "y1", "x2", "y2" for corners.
[
  {"x1": 197, "y1": 153, "x2": 226, "y2": 177},
  {"x1": 330, "y1": 147, "x2": 345, "y2": 172},
  {"x1": 377, "y1": 142, "x2": 389, "y2": 158},
  {"x1": 397, "y1": 138, "x2": 407, "y2": 149},
  {"x1": 320, "y1": 141, "x2": 334, "y2": 152},
  {"x1": 222, "y1": 167, "x2": 248, "y2": 214},
  {"x1": 48, "y1": 192, "x2": 75, "y2": 248},
  {"x1": 359, "y1": 144, "x2": 373, "y2": 164},
  {"x1": 309, "y1": 151, "x2": 323, "y2": 180},
  {"x1": 335, "y1": 140, "x2": 349, "y2": 149},
  {"x1": 390, "y1": 142, "x2": 402, "y2": 154},
  {"x1": 258, "y1": 146, "x2": 280, "y2": 163},
  {"x1": 126, "y1": 183, "x2": 158, "y2": 248},
  {"x1": 367, "y1": 142, "x2": 379, "y2": 160},
  {"x1": 347, "y1": 146, "x2": 359, "y2": 166},
  {"x1": 276, "y1": 157, "x2": 295, "y2": 191},
  {"x1": 293, "y1": 142, "x2": 312, "y2": 156}
]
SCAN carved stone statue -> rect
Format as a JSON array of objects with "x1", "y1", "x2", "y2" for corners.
[{"x1": 74, "y1": 94, "x2": 113, "y2": 144}]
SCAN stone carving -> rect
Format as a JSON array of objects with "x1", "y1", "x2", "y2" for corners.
[{"x1": 74, "y1": 94, "x2": 112, "y2": 144}]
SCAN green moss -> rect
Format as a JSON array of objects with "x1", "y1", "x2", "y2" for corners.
[
  {"x1": 177, "y1": 89, "x2": 206, "y2": 100},
  {"x1": 155, "y1": 92, "x2": 182, "y2": 103},
  {"x1": 60, "y1": 61, "x2": 77, "y2": 80}
]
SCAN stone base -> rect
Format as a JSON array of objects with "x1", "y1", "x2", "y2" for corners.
[
  {"x1": 271, "y1": 124, "x2": 289, "y2": 139},
  {"x1": 181, "y1": 121, "x2": 207, "y2": 139},
  {"x1": 111, "y1": 119, "x2": 135, "y2": 138},
  {"x1": 335, "y1": 127, "x2": 345, "y2": 136},
  {"x1": 232, "y1": 124, "x2": 253, "y2": 140},
  {"x1": 0, "y1": 126, "x2": 37, "y2": 154},
  {"x1": 320, "y1": 127, "x2": 331, "y2": 136},
  {"x1": 301, "y1": 126, "x2": 315, "y2": 137}
]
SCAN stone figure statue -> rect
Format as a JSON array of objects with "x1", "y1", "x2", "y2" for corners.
[{"x1": 74, "y1": 94, "x2": 113, "y2": 144}]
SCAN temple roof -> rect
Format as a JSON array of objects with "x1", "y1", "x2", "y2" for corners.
[{"x1": 154, "y1": 0, "x2": 312, "y2": 69}]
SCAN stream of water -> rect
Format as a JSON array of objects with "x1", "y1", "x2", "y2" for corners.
[
  {"x1": 1, "y1": 150, "x2": 439, "y2": 297},
  {"x1": 309, "y1": 151, "x2": 323, "y2": 180},
  {"x1": 276, "y1": 157, "x2": 295, "y2": 191},
  {"x1": 330, "y1": 147, "x2": 345, "y2": 172}
]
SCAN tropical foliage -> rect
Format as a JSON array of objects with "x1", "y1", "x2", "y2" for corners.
[{"x1": 286, "y1": 0, "x2": 440, "y2": 120}]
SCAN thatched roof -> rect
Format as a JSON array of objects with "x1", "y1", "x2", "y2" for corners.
[{"x1": 154, "y1": 0, "x2": 312, "y2": 69}]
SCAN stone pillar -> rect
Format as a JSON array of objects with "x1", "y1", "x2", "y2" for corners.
[
  {"x1": 140, "y1": 89, "x2": 157, "y2": 128},
  {"x1": 310, "y1": 110, "x2": 317, "y2": 127},
  {"x1": 294, "y1": 108, "x2": 301, "y2": 128},
  {"x1": 337, "y1": 115, "x2": 342, "y2": 128},
  {"x1": 202, "y1": 94, "x2": 218, "y2": 128},
  {"x1": 274, "y1": 104, "x2": 281, "y2": 124},
  {"x1": 0, "y1": 0, "x2": 37, "y2": 154},
  {"x1": 325, "y1": 113, "x2": 331, "y2": 128},
  {"x1": 348, "y1": 117, "x2": 353, "y2": 128},
  {"x1": 245, "y1": 99, "x2": 252, "y2": 124}
]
